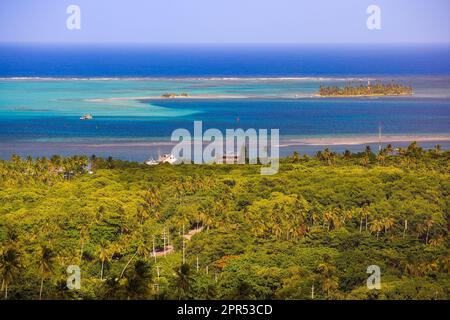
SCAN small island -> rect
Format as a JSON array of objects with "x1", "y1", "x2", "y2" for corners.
[
  {"x1": 317, "y1": 81, "x2": 413, "y2": 97},
  {"x1": 161, "y1": 92, "x2": 190, "y2": 98}
]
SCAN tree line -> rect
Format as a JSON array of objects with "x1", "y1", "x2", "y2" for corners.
[{"x1": 0, "y1": 142, "x2": 449, "y2": 299}]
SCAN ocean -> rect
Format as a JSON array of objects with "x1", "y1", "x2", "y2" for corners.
[{"x1": 0, "y1": 44, "x2": 449, "y2": 161}]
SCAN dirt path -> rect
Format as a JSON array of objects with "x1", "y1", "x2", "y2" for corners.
[
  {"x1": 152, "y1": 226, "x2": 203, "y2": 257},
  {"x1": 183, "y1": 226, "x2": 204, "y2": 241},
  {"x1": 154, "y1": 245, "x2": 174, "y2": 257}
]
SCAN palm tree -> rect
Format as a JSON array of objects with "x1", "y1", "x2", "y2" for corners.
[
  {"x1": 11, "y1": 154, "x2": 21, "y2": 166},
  {"x1": 142, "y1": 186, "x2": 162, "y2": 222},
  {"x1": 38, "y1": 245, "x2": 56, "y2": 300},
  {"x1": 49, "y1": 155, "x2": 62, "y2": 172},
  {"x1": 376, "y1": 150, "x2": 386, "y2": 165},
  {"x1": 323, "y1": 209, "x2": 339, "y2": 231},
  {"x1": 77, "y1": 155, "x2": 89, "y2": 173},
  {"x1": 252, "y1": 221, "x2": 266, "y2": 238},
  {"x1": 136, "y1": 206, "x2": 149, "y2": 225},
  {"x1": 315, "y1": 257, "x2": 338, "y2": 298},
  {"x1": 416, "y1": 216, "x2": 435, "y2": 244},
  {"x1": 358, "y1": 207, "x2": 369, "y2": 233},
  {"x1": 341, "y1": 209, "x2": 353, "y2": 227},
  {"x1": 382, "y1": 217, "x2": 395, "y2": 234},
  {"x1": 321, "y1": 148, "x2": 334, "y2": 165},
  {"x1": 364, "y1": 145, "x2": 372, "y2": 157},
  {"x1": 433, "y1": 144, "x2": 441, "y2": 156},
  {"x1": 79, "y1": 226, "x2": 89, "y2": 263},
  {"x1": 360, "y1": 155, "x2": 370, "y2": 167},
  {"x1": 406, "y1": 141, "x2": 423, "y2": 158},
  {"x1": 90, "y1": 154, "x2": 97, "y2": 171},
  {"x1": 291, "y1": 223, "x2": 308, "y2": 239},
  {"x1": 370, "y1": 219, "x2": 384, "y2": 239},
  {"x1": 25, "y1": 156, "x2": 34, "y2": 175},
  {"x1": 98, "y1": 244, "x2": 112, "y2": 280},
  {"x1": 292, "y1": 151, "x2": 300, "y2": 163},
  {"x1": 343, "y1": 150, "x2": 352, "y2": 160},
  {"x1": 322, "y1": 210, "x2": 331, "y2": 231},
  {"x1": 120, "y1": 238, "x2": 150, "y2": 279},
  {"x1": 106, "y1": 156, "x2": 114, "y2": 169},
  {"x1": 272, "y1": 222, "x2": 283, "y2": 239},
  {"x1": 385, "y1": 144, "x2": 394, "y2": 155},
  {"x1": 0, "y1": 247, "x2": 22, "y2": 299},
  {"x1": 309, "y1": 208, "x2": 320, "y2": 227},
  {"x1": 173, "y1": 263, "x2": 194, "y2": 299},
  {"x1": 425, "y1": 217, "x2": 434, "y2": 244},
  {"x1": 125, "y1": 259, "x2": 153, "y2": 299}
]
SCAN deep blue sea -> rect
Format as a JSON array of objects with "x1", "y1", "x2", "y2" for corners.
[
  {"x1": 0, "y1": 44, "x2": 449, "y2": 160},
  {"x1": 1, "y1": 44, "x2": 450, "y2": 77}
]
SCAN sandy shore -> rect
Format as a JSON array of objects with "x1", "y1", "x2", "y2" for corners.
[
  {"x1": 279, "y1": 135, "x2": 450, "y2": 147},
  {"x1": 87, "y1": 94, "x2": 251, "y2": 102},
  {"x1": 4, "y1": 135, "x2": 448, "y2": 149},
  {"x1": 86, "y1": 92, "x2": 418, "y2": 103}
]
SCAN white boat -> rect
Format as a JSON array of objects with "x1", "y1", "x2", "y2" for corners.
[
  {"x1": 145, "y1": 158, "x2": 159, "y2": 166},
  {"x1": 145, "y1": 154, "x2": 177, "y2": 165},
  {"x1": 159, "y1": 154, "x2": 177, "y2": 164},
  {"x1": 80, "y1": 114, "x2": 93, "y2": 120}
]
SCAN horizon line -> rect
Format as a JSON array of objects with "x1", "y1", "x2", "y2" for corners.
[{"x1": 1, "y1": 41, "x2": 450, "y2": 46}]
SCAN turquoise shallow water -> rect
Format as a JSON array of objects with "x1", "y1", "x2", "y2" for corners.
[{"x1": 0, "y1": 77, "x2": 449, "y2": 160}]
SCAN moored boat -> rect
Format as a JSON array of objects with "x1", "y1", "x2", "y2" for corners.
[
  {"x1": 80, "y1": 114, "x2": 93, "y2": 120},
  {"x1": 145, "y1": 154, "x2": 177, "y2": 165}
]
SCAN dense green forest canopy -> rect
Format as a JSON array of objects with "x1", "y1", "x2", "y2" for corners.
[
  {"x1": 318, "y1": 81, "x2": 413, "y2": 96},
  {"x1": 0, "y1": 143, "x2": 449, "y2": 300}
]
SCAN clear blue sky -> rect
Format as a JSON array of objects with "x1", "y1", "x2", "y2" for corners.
[{"x1": 0, "y1": 0, "x2": 449, "y2": 43}]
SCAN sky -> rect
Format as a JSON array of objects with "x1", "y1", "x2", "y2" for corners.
[{"x1": 0, "y1": 0, "x2": 449, "y2": 44}]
